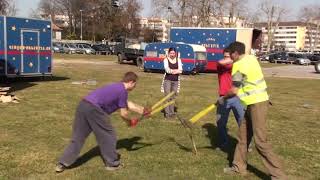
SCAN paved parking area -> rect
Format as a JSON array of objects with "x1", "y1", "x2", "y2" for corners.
[
  {"x1": 55, "y1": 59, "x2": 320, "y2": 80},
  {"x1": 263, "y1": 65, "x2": 320, "y2": 79}
]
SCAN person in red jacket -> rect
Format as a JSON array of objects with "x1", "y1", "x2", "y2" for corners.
[{"x1": 215, "y1": 48, "x2": 245, "y2": 150}]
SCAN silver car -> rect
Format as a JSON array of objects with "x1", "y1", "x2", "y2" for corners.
[
  {"x1": 76, "y1": 44, "x2": 96, "y2": 54},
  {"x1": 288, "y1": 53, "x2": 311, "y2": 65},
  {"x1": 62, "y1": 43, "x2": 81, "y2": 54}
]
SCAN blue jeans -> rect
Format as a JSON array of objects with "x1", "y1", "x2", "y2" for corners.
[{"x1": 216, "y1": 96, "x2": 245, "y2": 147}]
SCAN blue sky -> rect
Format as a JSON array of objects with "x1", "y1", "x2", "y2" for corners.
[{"x1": 14, "y1": 0, "x2": 318, "y2": 19}]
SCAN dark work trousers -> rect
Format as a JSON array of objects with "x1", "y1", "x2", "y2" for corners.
[
  {"x1": 59, "y1": 100, "x2": 120, "y2": 167},
  {"x1": 232, "y1": 101, "x2": 286, "y2": 179},
  {"x1": 163, "y1": 80, "x2": 178, "y2": 117}
]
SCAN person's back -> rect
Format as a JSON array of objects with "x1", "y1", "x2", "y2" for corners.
[
  {"x1": 85, "y1": 82, "x2": 128, "y2": 114},
  {"x1": 232, "y1": 54, "x2": 269, "y2": 106}
]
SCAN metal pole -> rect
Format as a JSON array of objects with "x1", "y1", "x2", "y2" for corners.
[
  {"x1": 168, "y1": 7, "x2": 172, "y2": 42},
  {"x1": 80, "y1": 10, "x2": 83, "y2": 41}
]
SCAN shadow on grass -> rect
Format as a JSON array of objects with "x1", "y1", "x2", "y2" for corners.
[
  {"x1": 167, "y1": 137, "x2": 193, "y2": 153},
  {"x1": 68, "y1": 136, "x2": 153, "y2": 169},
  {"x1": 201, "y1": 123, "x2": 238, "y2": 166},
  {"x1": 117, "y1": 136, "x2": 154, "y2": 151},
  {"x1": 247, "y1": 164, "x2": 270, "y2": 180},
  {"x1": 0, "y1": 76, "x2": 69, "y2": 93},
  {"x1": 201, "y1": 123, "x2": 270, "y2": 179}
]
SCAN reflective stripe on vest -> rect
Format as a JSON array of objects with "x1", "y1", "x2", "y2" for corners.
[
  {"x1": 243, "y1": 78, "x2": 265, "y2": 86},
  {"x1": 238, "y1": 88, "x2": 267, "y2": 98}
]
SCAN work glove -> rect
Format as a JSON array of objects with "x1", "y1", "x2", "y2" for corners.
[
  {"x1": 143, "y1": 107, "x2": 152, "y2": 118},
  {"x1": 216, "y1": 96, "x2": 226, "y2": 105},
  {"x1": 130, "y1": 118, "x2": 139, "y2": 127}
]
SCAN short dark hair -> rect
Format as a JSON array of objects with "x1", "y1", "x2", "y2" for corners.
[
  {"x1": 122, "y1": 72, "x2": 138, "y2": 82},
  {"x1": 223, "y1": 47, "x2": 231, "y2": 54},
  {"x1": 227, "y1": 42, "x2": 245, "y2": 55}
]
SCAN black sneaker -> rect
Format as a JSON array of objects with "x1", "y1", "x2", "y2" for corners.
[
  {"x1": 55, "y1": 163, "x2": 67, "y2": 173},
  {"x1": 105, "y1": 163, "x2": 123, "y2": 171}
]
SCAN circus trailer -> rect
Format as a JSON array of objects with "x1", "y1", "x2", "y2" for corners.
[
  {"x1": 0, "y1": 16, "x2": 52, "y2": 77},
  {"x1": 170, "y1": 27, "x2": 262, "y2": 71},
  {"x1": 143, "y1": 42, "x2": 207, "y2": 74}
]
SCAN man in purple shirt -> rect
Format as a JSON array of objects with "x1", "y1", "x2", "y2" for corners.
[{"x1": 56, "y1": 72, "x2": 150, "y2": 172}]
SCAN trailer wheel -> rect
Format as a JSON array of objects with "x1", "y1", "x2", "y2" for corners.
[
  {"x1": 191, "y1": 69, "x2": 198, "y2": 75},
  {"x1": 315, "y1": 61, "x2": 320, "y2": 73},
  {"x1": 118, "y1": 54, "x2": 123, "y2": 64},
  {"x1": 136, "y1": 57, "x2": 144, "y2": 69}
]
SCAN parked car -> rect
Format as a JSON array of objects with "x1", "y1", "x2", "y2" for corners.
[
  {"x1": 315, "y1": 61, "x2": 320, "y2": 73},
  {"x1": 76, "y1": 43, "x2": 96, "y2": 54},
  {"x1": 287, "y1": 53, "x2": 311, "y2": 65},
  {"x1": 52, "y1": 42, "x2": 64, "y2": 53},
  {"x1": 91, "y1": 44, "x2": 112, "y2": 55},
  {"x1": 307, "y1": 54, "x2": 320, "y2": 65},
  {"x1": 62, "y1": 43, "x2": 81, "y2": 54},
  {"x1": 268, "y1": 52, "x2": 288, "y2": 63},
  {"x1": 114, "y1": 42, "x2": 145, "y2": 68}
]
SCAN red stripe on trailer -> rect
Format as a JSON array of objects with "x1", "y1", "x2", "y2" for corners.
[
  {"x1": 144, "y1": 57, "x2": 195, "y2": 63},
  {"x1": 7, "y1": 50, "x2": 21, "y2": 55},
  {"x1": 144, "y1": 57, "x2": 162, "y2": 62},
  {"x1": 0, "y1": 50, "x2": 52, "y2": 56},
  {"x1": 39, "y1": 51, "x2": 52, "y2": 56}
]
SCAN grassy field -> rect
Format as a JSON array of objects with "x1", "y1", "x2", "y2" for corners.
[
  {"x1": 0, "y1": 56, "x2": 319, "y2": 180},
  {"x1": 53, "y1": 53, "x2": 117, "y2": 61}
]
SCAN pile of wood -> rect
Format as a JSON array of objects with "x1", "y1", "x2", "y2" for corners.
[{"x1": 0, "y1": 87, "x2": 20, "y2": 103}]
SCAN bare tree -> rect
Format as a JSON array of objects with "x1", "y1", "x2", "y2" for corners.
[
  {"x1": 299, "y1": 4, "x2": 320, "y2": 52},
  {"x1": 259, "y1": 0, "x2": 287, "y2": 51},
  {"x1": 152, "y1": 0, "x2": 248, "y2": 28},
  {"x1": 226, "y1": 0, "x2": 248, "y2": 27},
  {"x1": 152, "y1": 0, "x2": 194, "y2": 26},
  {"x1": 35, "y1": 0, "x2": 141, "y2": 41},
  {"x1": 0, "y1": 0, "x2": 17, "y2": 16},
  {"x1": 0, "y1": 0, "x2": 9, "y2": 15}
]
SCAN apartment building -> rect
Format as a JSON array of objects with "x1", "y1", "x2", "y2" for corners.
[
  {"x1": 255, "y1": 21, "x2": 320, "y2": 52},
  {"x1": 139, "y1": 17, "x2": 169, "y2": 42}
]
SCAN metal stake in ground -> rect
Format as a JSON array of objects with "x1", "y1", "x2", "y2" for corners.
[{"x1": 176, "y1": 114, "x2": 198, "y2": 155}]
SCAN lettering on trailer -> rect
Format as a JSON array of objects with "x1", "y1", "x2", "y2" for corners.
[{"x1": 8, "y1": 45, "x2": 51, "y2": 51}]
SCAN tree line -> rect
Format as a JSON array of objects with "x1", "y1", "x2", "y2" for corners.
[{"x1": 0, "y1": 0, "x2": 319, "y2": 49}]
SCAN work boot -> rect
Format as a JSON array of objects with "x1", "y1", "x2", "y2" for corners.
[
  {"x1": 223, "y1": 165, "x2": 248, "y2": 176},
  {"x1": 55, "y1": 163, "x2": 67, "y2": 173}
]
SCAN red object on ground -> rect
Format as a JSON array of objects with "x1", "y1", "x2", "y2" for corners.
[{"x1": 130, "y1": 118, "x2": 139, "y2": 127}]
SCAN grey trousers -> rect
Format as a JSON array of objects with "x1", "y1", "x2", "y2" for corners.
[
  {"x1": 59, "y1": 100, "x2": 120, "y2": 167},
  {"x1": 163, "y1": 80, "x2": 178, "y2": 117}
]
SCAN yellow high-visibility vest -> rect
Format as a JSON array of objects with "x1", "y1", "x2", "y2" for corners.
[{"x1": 232, "y1": 55, "x2": 269, "y2": 106}]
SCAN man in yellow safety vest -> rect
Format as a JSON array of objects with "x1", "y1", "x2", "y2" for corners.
[{"x1": 221, "y1": 42, "x2": 287, "y2": 180}]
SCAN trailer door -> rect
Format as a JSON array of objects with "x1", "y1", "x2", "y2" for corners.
[{"x1": 21, "y1": 30, "x2": 39, "y2": 74}]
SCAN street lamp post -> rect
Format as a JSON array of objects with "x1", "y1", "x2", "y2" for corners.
[
  {"x1": 80, "y1": 9, "x2": 83, "y2": 41},
  {"x1": 167, "y1": 6, "x2": 172, "y2": 42}
]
